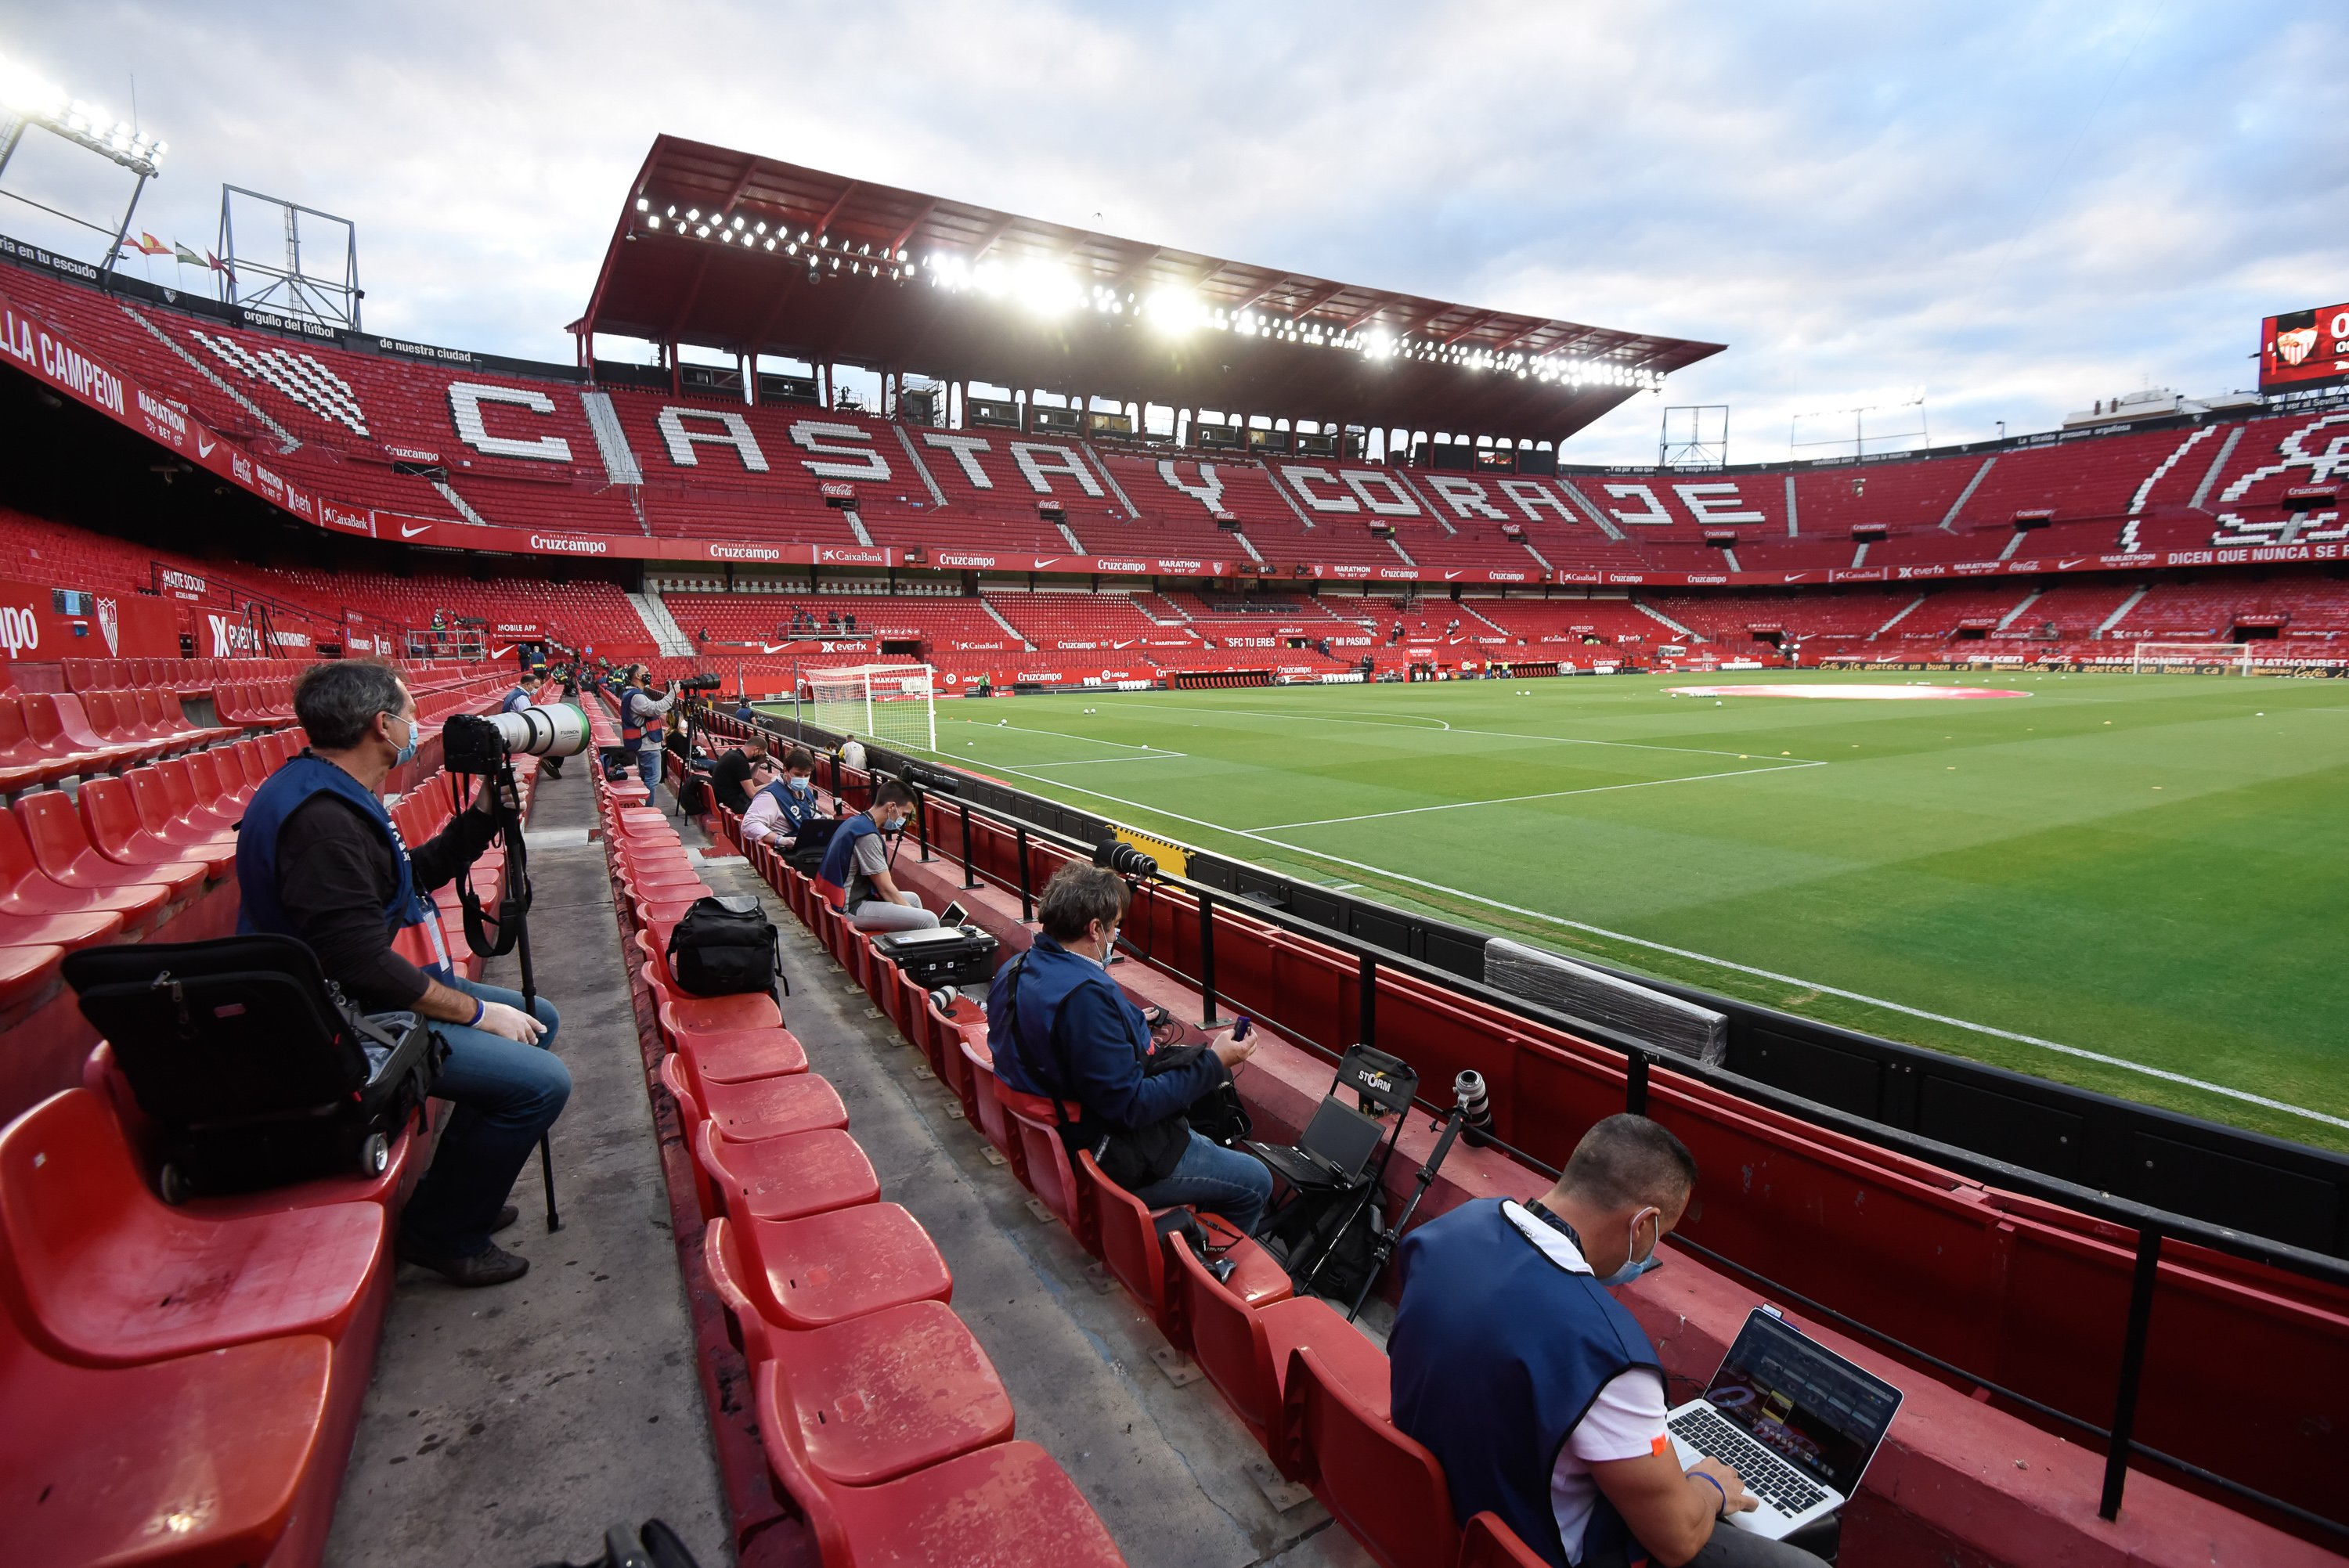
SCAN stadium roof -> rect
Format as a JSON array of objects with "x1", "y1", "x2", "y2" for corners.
[{"x1": 578, "y1": 136, "x2": 1727, "y2": 443}]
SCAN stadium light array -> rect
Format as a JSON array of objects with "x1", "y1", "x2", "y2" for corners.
[
  {"x1": 0, "y1": 53, "x2": 168, "y2": 175},
  {"x1": 632, "y1": 193, "x2": 1663, "y2": 389}
]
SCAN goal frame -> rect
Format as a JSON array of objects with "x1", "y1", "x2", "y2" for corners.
[
  {"x1": 805, "y1": 662, "x2": 939, "y2": 752},
  {"x1": 2130, "y1": 641, "x2": 2255, "y2": 676}
]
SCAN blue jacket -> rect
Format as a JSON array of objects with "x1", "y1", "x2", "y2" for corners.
[
  {"x1": 814, "y1": 811, "x2": 878, "y2": 904},
  {"x1": 1390, "y1": 1199, "x2": 1658, "y2": 1566},
  {"x1": 756, "y1": 779, "x2": 825, "y2": 838},
  {"x1": 984, "y1": 933, "x2": 1223, "y2": 1132}
]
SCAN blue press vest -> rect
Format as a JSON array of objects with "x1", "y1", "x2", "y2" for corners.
[
  {"x1": 1390, "y1": 1199, "x2": 1660, "y2": 1567},
  {"x1": 756, "y1": 780, "x2": 824, "y2": 837},
  {"x1": 501, "y1": 686, "x2": 532, "y2": 712},
  {"x1": 982, "y1": 932, "x2": 1151, "y2": 1101},
  {"x1": 236, "y1": 754, "x2": 453, "y2": 979},
  {"x1": 814, "y1": 812, "x2": 879, "y2": 903}
]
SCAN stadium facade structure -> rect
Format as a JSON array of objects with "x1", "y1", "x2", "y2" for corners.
[{"x1": 0, "y1": 142, "x2": 2345, "y2": 1567}]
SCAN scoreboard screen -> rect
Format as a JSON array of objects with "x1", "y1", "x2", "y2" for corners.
[{"x1": 2260, "y1": 304, "x2": 2349, "y2": 391}]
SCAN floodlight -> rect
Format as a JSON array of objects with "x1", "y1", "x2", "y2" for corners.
[
  {"x1": 731, "y1": 215, "x2": 745, "y2": 229},
  {"x1": 818, "y1": 233, "x2": 829, "y2": 247},
  {"x1": 904, "y1": 257, "x2": 917, "y2": 274},
  {"x1": 897, "y1": 249, "x2": 909, "y2": 261},
  {"x1": 785, "y1": 241, "x2": 797, "y2": 254},
  {"x1": 754, "y1": 221, "x2": 767, "y2": 234},
  {"x1": 635, "y1": 197, "x2": 648, "y2": 211},
  {"x1": 687, "y1": 208, "x2": 701, "y2": 220},
  {"x1": 648, "y1": 214, "x2": 662, "y2": 229},
  {"x1": 763, "y1": 238, "x2": 775, "y2": 251}
]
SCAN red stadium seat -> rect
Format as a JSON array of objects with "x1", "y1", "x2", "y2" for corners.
[
  {"x1": 1285, "y1": 1344, "x2": 1457, "y2": 1568},
  {"x1": 0, "y1": 903, "x2": 121, "y2": 954},
  {"x1": 1079, "y1": 1150, "x2": 1290, "y2": 1346},
  {"x1": 994, "y1": 1080, "x2": 1097, "y2": 1255},
  {"x1": 6, "y1": 795, "x2": 186, "y2": 922},
  {"x1": 662, "y1": 1053, "x2": 847, "y2": 1143},
  {"x1": 0, "y1": 1309, "x2": 333, "y2": 1567},
  {"x1": 694, "y1": 1119, "x2": 879, "y2": 1224},
  {"x1": 1170, "y1": 1237, "x2": 1390, "y2": 1465},
  {"x1": 760, "y1": 1296, "x2": 1017, "y2": 1487},
  {"x1": 0, "y1": 805, "x2": 169, "y2": 931},
  {"x1": 0, "y1": 1089, "x2": 385, "y2": 1366},
  {"x1": 673, "y1": 1026, "x2": 809, "y2": 1083},
  {"x1": 45, "y1": 783, "x2": 212, "y2": 896},
  {"x1": 0, "y1": 943, "x2": 63, "y2": 1015},
  {"x1": 150, "y1": 755, "x2": 246, "y2": 834},
  {"x1": 756, "y1": 1371, "x2": 1127, "y2": 1568},
  {"x1": 1456, "y1": 1511, "x2": 1551, "y2": 1568},
  {"x1": 729, "y1": 1201, "x2": 952, "y2": 1331},
  {"x1": 86, "y1": 773, "x2": 235, "y2": 879}
]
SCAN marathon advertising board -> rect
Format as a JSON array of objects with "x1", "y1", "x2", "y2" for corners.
[
  {"x1": 2260, "y1": 304, "x2": 2349, "y2": 391},
  {"x1": 0, "y1": 577, "x2": 180, "y2": 662}
]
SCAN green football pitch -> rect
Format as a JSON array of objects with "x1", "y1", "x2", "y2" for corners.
[{"x1": 778, "y1": 670, "x2": 2349, "y2": 1152}]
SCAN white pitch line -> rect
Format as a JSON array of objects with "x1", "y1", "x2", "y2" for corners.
[
  {"x1": 943, "y1": 717, "x2": 1175, "y2": 754},
  {"x1": 1015, "y1": 752, "x2": 1187, "y2": 767},
  {"x1": 968, "y1": 761, "x2": 2349, "y2": 1133},
  {"x1": 1254, "y1": 762, "x2": 1825, "y2": 831},
  {"x1": 1102, "y1": 698, "x2": 1822, "y2": 763}
]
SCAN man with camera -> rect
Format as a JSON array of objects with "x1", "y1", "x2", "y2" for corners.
[
  {"x1": 813, "y1": 778, "x2": 936, "y2": 932},
  {"x1": 501, "y1": 671, "x2": 561, "y2": 777},
  {"x1": 236, "y1": 661, "x2": 571, "y2": 1288},
  {"x1": 988, "y1": 864, "x2": 1270, "y2": 1235},
  {"x1": 740, "y1": 747, "x2": 823, "y2": 849},
  {"x1": 616, "y1": 664, "x2": 677, "y2": 791},
  {"x1": 1390, "y1": 1115, "x2": 1820, "y2": 1568}
]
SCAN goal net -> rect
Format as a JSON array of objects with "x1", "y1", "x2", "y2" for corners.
[
  {"x1": 2131, "y1": 642, "x2": 2256, "y2": 675},
  {"x1": 806, "y1": 663, "x2": 938, "y2": 752}
]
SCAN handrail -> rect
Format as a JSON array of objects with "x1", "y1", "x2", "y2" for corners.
[{"x1": 721, "y1": 699, "x2": 2349, "y2": 1541}]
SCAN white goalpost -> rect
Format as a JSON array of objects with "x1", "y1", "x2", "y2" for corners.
[
  {"x1": 806, "y1": 662, "x2": 939, "y2": 752},
  {"x1": 2130, "y1": 641, "x2": 2257, "y2": 676}
]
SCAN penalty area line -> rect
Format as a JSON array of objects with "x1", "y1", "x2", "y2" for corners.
[
  {"x1": 1254, "y1": 761, "x2": 1824, "y2": 831},
  {"x1": 971, "y1": 762, "x2": 2349, "y2": 1134}
]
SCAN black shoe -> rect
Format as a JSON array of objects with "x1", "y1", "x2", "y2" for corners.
[
  {"x1": 493, "y1": 1203, "x2": 520, "y2": 1234},
  {"x1": 398, "y1": 1238, "x2": 531, "y2": 1287}
]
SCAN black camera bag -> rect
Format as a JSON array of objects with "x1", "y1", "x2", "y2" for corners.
[
  {"x1": 61, "y1": 934, "x2": 446, "y2": 1199},
  {"x1": 666, "y1": 896, "x2": 785, "y2": 997}
]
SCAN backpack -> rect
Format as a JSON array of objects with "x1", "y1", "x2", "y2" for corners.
[
  {"x1": 666, "y1": 896, "x2": 786, "y2": 998},
  {"x1": 61, "y1": 933, "x2": 447, "y2": 1201}
]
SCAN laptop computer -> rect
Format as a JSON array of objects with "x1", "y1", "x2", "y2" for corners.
[
  {"x1": 1244, "y1": 1094, "x2": 1387, "y2": 1191},
  {"x1": 1665, "y1": 1307, "x2": 1903, "y2": 1539}
]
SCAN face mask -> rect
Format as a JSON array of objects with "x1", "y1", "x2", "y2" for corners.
[
  {"x1": 388, "y1": 712, "x2": 419, "y2": 768},
  {"x1": 1595, "y1": 1208, "x2": 1662, "y2": 1287},
  {"x1": 787, "y1": 776, "x2": 811, "y2": 795}
]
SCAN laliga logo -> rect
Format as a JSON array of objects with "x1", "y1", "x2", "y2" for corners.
[
  {"x1": 2275, "y1": 327, "x2": 2318, "y2": 366},
  {"x1": 0, "y1": 604, "x2": 38, "y2": 658},
  {"x1": 96, "y1": 597, "x2": 118, "y2": 654}
]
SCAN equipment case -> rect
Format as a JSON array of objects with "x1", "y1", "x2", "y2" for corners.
[{"x1": 872, "y1": 925, "x2": 1001, "y2": 988}]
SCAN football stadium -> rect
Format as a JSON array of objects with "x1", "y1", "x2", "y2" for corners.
[{"x1": 0, "y1": 17, "x2": 2343, "y2": 1568}]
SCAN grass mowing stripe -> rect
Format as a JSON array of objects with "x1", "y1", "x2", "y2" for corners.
[
  {"x1": 1099, "y1": 698, "x2": 1824, "y2": 760},
  {"x1": 958, "y1": 754, "x2": 2349, "y2": 1136},
  {"x1": 1256, "y1": 761, "x2": 1826, "y2": 831}
]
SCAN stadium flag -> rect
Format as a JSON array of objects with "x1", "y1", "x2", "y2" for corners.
[
  {"x1": 172, "y1": 242, "x2": 207, "y2": 268},
  {"x1": 121, "y1": 232, "x2": 171, "y2": 257},
  {"x1": 207, "y1": 250, "x2": 234, "y2": 281}
]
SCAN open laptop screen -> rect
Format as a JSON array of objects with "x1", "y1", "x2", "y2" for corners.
[
  {"x1": 1701, "y1": 1311, "x2": 1901, "y2": 1495},
  {"x1": 1300, "y1": 1096, "x2": 1386, "y2": 1177}
]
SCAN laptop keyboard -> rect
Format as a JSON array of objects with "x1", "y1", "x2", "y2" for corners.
[{"x1": 1669, "y1": 1408, "x2": 1829, "y2": 1516}]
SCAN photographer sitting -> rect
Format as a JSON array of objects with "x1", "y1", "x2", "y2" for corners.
[
  {"x1": 616, "y1": 665, "x2": 676, "y2": 791},
  {"x1": 707, "y1": 734, "x2": 768, "y2": 814},
  {"x1": 741, "y1": 747, "x2": 822, "y2": 849},
  {"x1": 987, "y1": 864, "x2": 1268, "y2": 1234},
  {"x1": 236, "y1": 661, "x2": 570, "y2": 1289},
  {"x1": 501, "y1": 671, "x2": 560, "y2": 777},
  {"x1": 1391, "y1": 1115, "x2": 1814, "y2": 1568},
  {"x1": 813, "y1": 779, "x2": 936, "y2": 932}
]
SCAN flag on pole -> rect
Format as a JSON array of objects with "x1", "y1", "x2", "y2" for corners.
[
  {"x1": 121, "y1": 232, "x2": 170, "y2": 257},
  {"x1": 206, "y1": 251, "x2": 234, "y2": 281},
  {"x1": 172, "y1": 242, "x2": 206, "y2": 268}
]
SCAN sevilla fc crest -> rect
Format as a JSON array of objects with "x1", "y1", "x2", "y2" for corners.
[
  {"x1": 96, "y1": 597, "x2": 119, "y2": 654},
  {"x1": 2276, "y1": 326, "x2": 2319, "y2": 366}
]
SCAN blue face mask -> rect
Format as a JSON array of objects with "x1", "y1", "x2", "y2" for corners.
[
  {"x1": 786, "y1": 775, "x2": 811, "y2": 795},
  {"x1": 388, "y1": 712, "x2": 419, "y2": 768},
  {"x1": 1594, "y1": 1208, "x2": 1663, "y2": 1287}
]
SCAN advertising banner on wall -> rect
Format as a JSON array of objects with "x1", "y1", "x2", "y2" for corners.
[{"x1": 0, "y1": 577, "x2": 181, "y2": 664}]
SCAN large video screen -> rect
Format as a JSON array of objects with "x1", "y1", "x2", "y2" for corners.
[{"x1": 2261, "y1": 305, "x2": 2349, "y2": 391}]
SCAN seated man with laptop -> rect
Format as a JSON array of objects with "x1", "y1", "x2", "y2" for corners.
[{"x1": 1392, "y1": 1114, "x2": 1899, "y2": 1566}]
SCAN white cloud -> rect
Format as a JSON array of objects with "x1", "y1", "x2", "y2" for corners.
[{"x1": 5, "y1": 1, "x2": 2343, "y2": 463}]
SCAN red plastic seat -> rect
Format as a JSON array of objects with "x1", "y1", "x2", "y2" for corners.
[
  {"x1": 0, "y1": 943, "x2": 62, "y2": 1013},
  {"x1": 758, "y1": 1377, "x2": 1127, "y2": 1568},
  {"x1": 695, "y1": 1119, "x2": 879, "y2": 1223},
  {"x1": 1286, "y1": 1344, "x2": 1457, "y2": 1568},
  {"x1": 20, "y1": 693, "x2": 131, "y2": 773},
  {"x1": 0, "y1": 904, "x2": 123, "y2": 954},
  {"x1": 1457, "y1": 1511, "x2": 1550, "y2": 1567},
  {"x1": 0, "y1": 1309, "x2": 332, "y2": 1568},
  {"x1": 692, "y1": 1067, "x2": 849, "y2": 1143},
  {"x1": 731, "y1": 1201, "x2": 952, "y2": 1330},
  {"x1": 98, "y1": 772, "x2": 236, "y2": 878},
  {"x1": 0, "y1": 800, "x2": 173, "y2": 930},
  {"x1": 959, "y1": 1036, "x2": 1027, "y2": 1181},
  {"x1": 675, "y1": 1026, "x2": 808, "y2": 1084},
  {"x1": 150, "y1": 755, "x2": 244, "y2": 834},
  {"x1": 994, "y1": 1080, "x2": 1098, "y2": 1254},
  {"x1": 0, "y1": 694, "x2": 79, "y2": 790},
  {"x1": 1081, "y1": 1151, "x2": 1290, "y2": 1346},
  {"x1": 0, "y1": 1089, "x2": 386, "y2": 1366},
  {"x1": 59, "y1": 781, "x2": 215, "y2": 892},
  {"x1": 1171, "y1": 1238, "x2": 1392, "y2": 1464}
]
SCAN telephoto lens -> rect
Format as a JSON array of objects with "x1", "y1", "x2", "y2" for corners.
[
  {"x1": 1454, "y1": 1069, "x2": 1493, "y2": 1148},
  {"x1": 1092, "y1": 839, "x2": 1158, "y2": 879}
]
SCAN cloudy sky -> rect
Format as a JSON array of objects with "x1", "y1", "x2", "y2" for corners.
[{"x1": 2, "y1": 2, "x2": 2340, "y2": 463}]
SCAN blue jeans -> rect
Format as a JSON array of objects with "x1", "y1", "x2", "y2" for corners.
[
  {"x1": 399, "y1": 976, "x2": 570, "y2": 1257},
  {"x1": 635, "y1": 744, "x2": 661, "y2": 791},
  {"x1": 1134, "y1": 1130, "x2": 1274, "y2": 1238}
]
